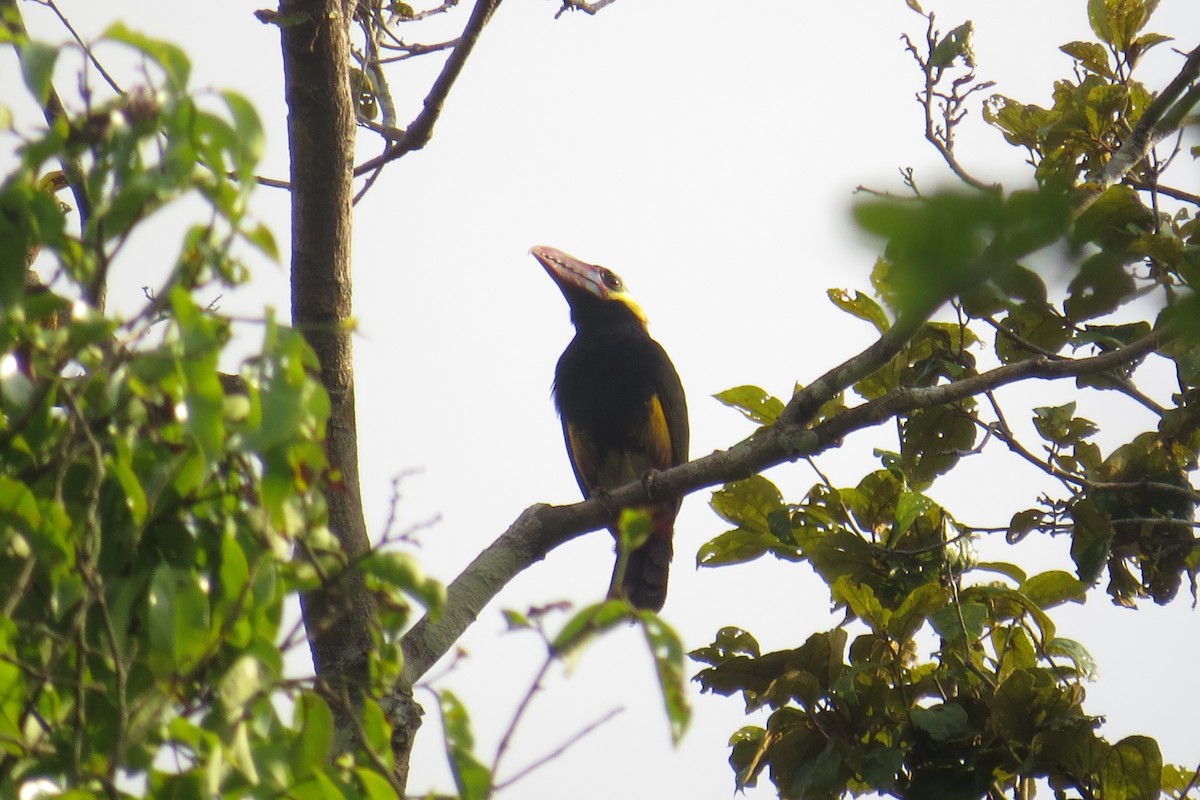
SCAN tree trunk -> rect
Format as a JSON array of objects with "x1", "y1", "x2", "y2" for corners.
[{"x1": 279, "y1": 0, "x2": 376, "y2": 744}]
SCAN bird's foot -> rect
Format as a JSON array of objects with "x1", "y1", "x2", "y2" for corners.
[
  {"x1": 592, "y1": 486, "x2": 617, "y2": 519},
  {"x1": 640, "y1": 468, "x2": 662, "y2": 500}
]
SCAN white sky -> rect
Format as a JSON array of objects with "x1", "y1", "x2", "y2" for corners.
[{"x1": 6, "y1": 1, "x2": 1199, "y2": 797}]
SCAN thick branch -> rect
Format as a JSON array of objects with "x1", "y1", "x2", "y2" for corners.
[
  {"x1": 399, "y1": 327, "x2": 1169, "y2": 685},
  {"x1": 352, "y1": 0, "x2": 500, "y2": 176},
  {"x1": 279, "y1": 0, "x2": 376, "y2": 737}
]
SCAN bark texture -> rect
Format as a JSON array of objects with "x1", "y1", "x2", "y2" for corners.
[{"x1": 279, "y1": 0, "x2": 376, "y2": 740}]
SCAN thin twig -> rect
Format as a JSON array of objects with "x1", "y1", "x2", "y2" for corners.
[
  {"x1": 492, "y1": 653, "x2": 553, "y2": 780},
  {"x1": 33, "y1": 0, "x2": 123, "y2": 94},
  {"x1": 492, "y1": 707, "x2": 625, "y2": 791},
  {"x1": 353, "y1": 0, "x2": 501, "y2": 176},
  {"x1": 554, "y1": 0, "x2": 619, "y2": 17}
]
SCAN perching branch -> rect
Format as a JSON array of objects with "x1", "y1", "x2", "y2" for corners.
[{"x1": 398, "y1": 324, "x2": 1170, "y2": 685}]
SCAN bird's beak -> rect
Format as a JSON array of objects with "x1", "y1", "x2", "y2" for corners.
[{"x1": 530, "y1": 245, "x2": 610, "y2": 300}]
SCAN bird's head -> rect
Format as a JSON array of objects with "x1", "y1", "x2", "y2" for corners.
[{"x1": 530, "y1": 245, "x2": 648, "y2": 328}]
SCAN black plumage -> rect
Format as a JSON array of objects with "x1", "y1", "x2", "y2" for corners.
[{"x1": 532, "y1": 245, "x2": 689, "y2": 611}]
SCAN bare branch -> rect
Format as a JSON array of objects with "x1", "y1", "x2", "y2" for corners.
[
  {"x1": 493, "y1": 707, "x2": 624, "y2": 791},
  {"x1": 903, "y1": 13, "x2": 997, "y2": 192},
  {"x1": 353, "y1": 0, "x2": 500, "y2": 176},
  {"x1": 554, "y1": 0, "x2": 619, "y2": 18},
  {"x1": 1127, "y1": 177, "x2": 1200, "y2": 206}
]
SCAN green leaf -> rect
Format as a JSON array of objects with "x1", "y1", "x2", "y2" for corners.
[
  {"x1": 1061, "y1": 40, "x2": 1113, "y2": 77},
  {"x1": 1104, "y1": 735, "x2": 1162, "y2": 800},
  {"x1": 501, "y1": 608, "x2": 531, "y2": 630},
  {"x1": 355, "y1": 767, "x2": 402, "y2": 800},
  {"x1": 617, "y1": 507, "x2": 652, "y2": 553},
  {"x1": 911, "y1": 703, "x2": 971, "y2": 742},
  {"x1": 1046, "y1": 637, "x2": 1098, "y2": 679},
  {"x1": 1020, "y1": 570, "x2": 1087, "y2": 609},
  {"x1": 713, "y1": 385, "x2": 785, "y2": 426},
  {"x1": 19, "y1": 41, "x2": 60, "y2": 105},
  {"x1": 1070, "y1": 498, "x2": 1115, "y2": 583},
  {"x1": 103, "y1": 23, "x2": 192, "y2": 90},
  {"x1": 709, "y1": 476, "x2": 784, "y2": 533},
  {"x1": 973, "y1": 560, "x2": 1027, "y2": 584},
  {"x1": 292, "y1": 692, "x2": 334, "y2": 778},
  {"x1": 1087, "y1": 0, "x2": 1116, "y2": 44},
  {"x1": 827, "y1": 288, "x2": 890, "y2": 333},
  {"x1": 900, "y1": 406, "x2": 977, "y2": 488},
  {"x1": 929, "y1": 602, "x2": 987, "y2": 643},
  {"x1": 1073, "y1": 185, "x2": 1152, "y2": 250},
  {"x1": 697, "y1": 527, "x2": 781, "y2": 567},
  {"x1": 930, "y1": 21, "x2": 975, "y2": 68},
  {"x1": 832, "y1": 577, "x2": 887, "y2": 632},
  {"x1": 887, "y1": 584, "x2": 950, "y2": 642},
  {"x1": 360, "y1": 550, "x2": 446, "y2": 613},
  {"x1": 439, "y1": 691, "x2": 491, "y2": 800},
  {"x1": 220, "y1": 90, "x2": 265, "y2": 177},
  {"x1": 1033, "y1": 402, "x2": 1098, "y2": 447},
  {"x1": 638, "y1": 612, "x2": 691, "y2": 744},
  {"x1": 790, "y1": 742, "x2": 842, "y2": 796},
  {"x1": 551, "y1": 599, "x2": 632, "y2": 655}
]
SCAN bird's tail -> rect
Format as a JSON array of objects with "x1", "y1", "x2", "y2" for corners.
[{"x1": 611, "y1": 507, "x2": 676, "y2": 612}]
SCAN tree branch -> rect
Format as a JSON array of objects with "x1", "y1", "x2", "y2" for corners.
[
  {"x1": 279, "y1": 0, "x2": 377, "y2": 747},
  {"x1": 1095, "y1": 45, "x2": 1200, "y2": 189},
  {"x1": 554, "y1": 0, "x2": 619, "y2": 17},
  {"x1": 352, "y1": 0, "x2": 500, "y2": 176},
  {"x1": 398, "y1": 325, "x2": 1169, "y2": 685}
]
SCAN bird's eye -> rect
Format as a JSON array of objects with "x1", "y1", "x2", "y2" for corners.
[{"x1": 601, "y1": 270, "x2": 624, "y2": 291}]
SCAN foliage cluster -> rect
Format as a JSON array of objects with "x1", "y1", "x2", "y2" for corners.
[
  {"x1": 0, "y1": 0, "x2": 1197, "y2": 799},
  {"x1": 695, "y1": 2, "x2": 1199, "y2": 797},
  {"x1": 0, "y1": 21, "x2": 438, "y2": 800}
]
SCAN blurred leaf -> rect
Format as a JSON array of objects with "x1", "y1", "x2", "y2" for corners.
[
  {"x1": 18, "y1": 41, "x2": 60, "y2": 105},
  {"x1": 551, "y1": 599, "x2": 631, "y2": 655},
  {"x1": 854, "y1": 191, "x2": 1000, "y2": 314},
  {"x1": 292, "y1": 692, "x2": 334, "y2": 778},
  {"x1": 638, "y1": 611, "x2": 691, "y2": 744},
  {"x1": 617, "y1": 507, "x2": 652, "y2": 554},
  {"x1": 362, "y1": 549, "x2": 445, "y2": 614},
  {"x1": 1073, "y1": 185, "x2": 1152, "y2": 250},
  {"x1": 439, "y1": 691, "x2": 491, "y2": 800},
  {"x1": 103, "y1": 23, "x2": 191, "y2": 90},
  {"x1": 1065, "y1": 253, "x2": 1135, "y2": 322}
]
